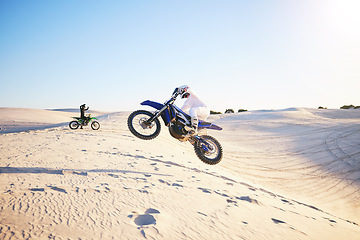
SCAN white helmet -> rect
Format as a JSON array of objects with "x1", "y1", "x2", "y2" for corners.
[{"x1": 178, "y1": 85, "x2": 190, "y2": 98}]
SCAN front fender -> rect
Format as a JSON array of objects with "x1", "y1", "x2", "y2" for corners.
[
  {"x1": 141, "y1": 100, "x2": 164, "y2": 110},
  {"x1": 140, "y1": 100, "x2": 171, "y2": 126}
]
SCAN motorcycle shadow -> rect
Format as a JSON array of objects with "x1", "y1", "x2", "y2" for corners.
[{"x1": 0, "y1": 166, "x2": 172, "y2": 177}]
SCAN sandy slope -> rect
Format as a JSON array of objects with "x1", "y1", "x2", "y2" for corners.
[
  {"x1": 212, "y1": 108, "x2": 360, "y2": 224},
  {"x1": 0, "y1": 108, "x2": 360, "y2": 239},
  {"x1": 0, "y1": 108, "x2": 105, "y2": 134}
]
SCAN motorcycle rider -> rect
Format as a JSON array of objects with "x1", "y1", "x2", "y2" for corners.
[
  {"x1": 80, "y1": 104, "x2": 89, "y2": 129},
  {"x1": 178, "y1": 85, "x2": 210, "y2": 135}
]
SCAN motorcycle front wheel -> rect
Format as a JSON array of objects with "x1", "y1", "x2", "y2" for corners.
[
  {"x1": 194, "y1": 135, "x2": 223, "y2": 165},
  {"x1": 127, "y1": 110, "x2": 161, "y2": 140},
  {"x1": 91, "y1": 121, "x2": 100, "y2": 130},
  {"x1": 69, "y1": 121, "x2": 80, "y2": 130}
]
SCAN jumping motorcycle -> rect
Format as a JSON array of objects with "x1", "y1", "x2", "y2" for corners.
[
  {"x1": 69, "y1": 114, "x2": 100, "y2": 130},
  {"x1": 127, "y1": 87, "x2": 223, "y2": 165}
]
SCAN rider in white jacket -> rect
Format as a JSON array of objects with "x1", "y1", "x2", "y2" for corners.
[{"x1": 178, "y1": 85, "x2": 210, "y2": 135}]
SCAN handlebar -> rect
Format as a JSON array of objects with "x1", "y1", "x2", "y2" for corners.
[
  {"x1": 171, "y1": 88, "x2": 181, "y2": 99},
  {"x1": 166, "y1": 86, "x2": 188, "y2": 105},
  {"x1": 163, "y1": 88, "x2": 180, "y2": 106},
  {"x1": 172, "y1": 87, "x2": 179, "y2": 95}
]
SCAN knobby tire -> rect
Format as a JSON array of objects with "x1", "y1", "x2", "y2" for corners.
[
  {"x1": 69, "y1": 121, "x2": 79, "y2": 130},
  {"x1": 194, "y1": 135, "x2": 223, "y2": 165},
  {"x1": 127, "y1": 110, "x2": 161, "y2": 140},
  {"x1": 91, "y1": 121, "x2": 100, "y2": 130}
]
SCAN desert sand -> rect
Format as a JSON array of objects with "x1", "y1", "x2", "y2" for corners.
[{"x1": 0, "y1": 107, "x2": 360, "y2": 239}]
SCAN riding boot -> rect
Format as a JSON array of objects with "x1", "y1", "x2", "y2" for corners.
[
  {"x1": 188, "y1": 117, "x2": 198, "y2": 136},
  {"x1": 191, "y1": 117, "x2": 198, "y2": 128}
]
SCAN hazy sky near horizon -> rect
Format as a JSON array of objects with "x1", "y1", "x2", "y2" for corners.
[{"x1": 1, "y1": 0, "x2": 359, "y2": 112}]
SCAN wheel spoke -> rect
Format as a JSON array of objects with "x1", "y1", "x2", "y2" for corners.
[
  {"x1": 194, "y1": 135, "x2": 223, "y2": 165},
  {"x1": 132, "y1": 115, "x2": 157, "y2": 136},
  {"x1": 201, "y1": 140, "x2": 218, "y2": 159},
  {"x1": 127, "y1": 110, "x2": 161, "y2": 140}
]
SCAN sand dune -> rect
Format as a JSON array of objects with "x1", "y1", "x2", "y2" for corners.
[
  {"x1": 0, "y1": 108, "x2": 106, "y2": 134},
  {"x1": 212, "y1": 108, "x2": 360, "y2": 224},
  {"x1": 0, "y1": 108, "x2": 360, "y2": 239}
]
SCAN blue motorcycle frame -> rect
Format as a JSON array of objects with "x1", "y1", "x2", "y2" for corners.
[
  {"x1": 141, "y1": 100, "x2": 222, "y2": 131},
  {"x1": 127, "y1": 88, "x2": 223, "y2": 165}
]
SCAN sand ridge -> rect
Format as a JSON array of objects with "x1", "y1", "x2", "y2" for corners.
[{"x1": 0, "y1": 108, "x2": 360, "y2": 239}]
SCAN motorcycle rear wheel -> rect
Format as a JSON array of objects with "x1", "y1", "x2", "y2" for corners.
[
  {"x1": 127, "y1": 110, "x2": 161, "y2": 140},
  {"x1": 194, "y1": 135, "x2": 223, "y2": 165},
  {"x1": 91, "y1": 121, "x2": 100, "y2": 130},
  {"x1": 69, "y1": 121, "x2": 79, "y2": 130}
]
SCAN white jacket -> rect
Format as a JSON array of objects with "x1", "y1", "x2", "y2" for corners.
[{"x1": 181, "y1": 88, "x2": 207, "y2": 111}]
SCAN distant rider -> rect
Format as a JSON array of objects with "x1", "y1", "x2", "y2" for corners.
[
  {"x1": 177, "y1": 85, "x2": 210, "y2": 135},
  {"x1": 80, "y1": 104, "x2": 89, "y2": 128}
]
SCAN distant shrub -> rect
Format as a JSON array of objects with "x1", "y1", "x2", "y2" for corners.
[
  {"x1": 238, "y1": 109, "x2": 248, "y2": 112},
  {"x1": 340, "y1": 105, "x2": 359, "y2": 109},
  {"x1": 225, "y1": 109, "x2": 234, "y2": 113},
  {"x1": 318, "y1": 106, "x2": 327, "y2": 109},
  {"x1": 210, "y1": 110, "x2": 222, "y2": 115},
  {"x1": 341, "y1": 105, "x2": 353, "y2": 109}
]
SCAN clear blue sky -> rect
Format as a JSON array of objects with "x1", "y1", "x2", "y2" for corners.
[{"x1": 1, "y1": 0, "x2": 359, "y2": 112}]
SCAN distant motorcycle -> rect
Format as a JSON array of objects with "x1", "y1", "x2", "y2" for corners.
[
  {"x1": 127, "y1": 87, "x2": 223, "y2": 165},
  {"x1": 69, "y1": 114, "x2": 100, "y2": 130}
]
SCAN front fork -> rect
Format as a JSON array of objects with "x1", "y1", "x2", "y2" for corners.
[
  {"x1": 190, "y1": 135, "x2": 213, "y2": 152},
  {"x1": 146, "y1": 105, "x2": 168, "y2": 124},
  {"x1": 145, "y1": 97, "x2": 176, "y2": 125}
]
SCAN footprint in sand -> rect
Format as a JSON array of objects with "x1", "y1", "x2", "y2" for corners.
[
  {"x1": 281, "y1": 199, "x2": 293, "y2": 205},
  {"x1": 171, "y1": 183, "x2": 183, "y2": 187},
  {"x1": 129, "y1": 208, "x2": 160, "y2": 227},
  {"x1": 270, "y1": 218, "x2": 307, "y2": 235},
  {"x1": 198, "y1": 187, "x2": 211, "y2": 193},
  {"x1": 158, "y1": 179, "x2": 183, "y2": 188},
  {"x1": 236, "y1": 196, "x2": 259, "y2": 204},
  {"x1": 158, "y1": 179, "x2": 170, "y2": 186},
  {"x1": 49, "y1": 186, "x2": 67, "y2": 194},
  {"x1": 29, "y1": 186, "x2": 67, "y2": 193},
  {"x1": 135, "y1": 214, "x2": 156, "y2": 226},
  {"x1": 29, "y1": 188, "x2": 45, "y2": 192},
  {"x1": 272, "y1": 218, "x2": 286, "y2": 224}
]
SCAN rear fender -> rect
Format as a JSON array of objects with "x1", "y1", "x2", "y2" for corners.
[{"x1": 198, "y1": 121, "x2": 222, "y2": 131}]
